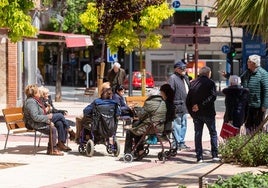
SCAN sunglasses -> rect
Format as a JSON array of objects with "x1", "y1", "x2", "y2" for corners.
[{"x1": 177, "y1": 67, "x2": 186, "y2": 70}]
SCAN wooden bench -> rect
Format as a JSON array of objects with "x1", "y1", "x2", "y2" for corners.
[
  {"x1": 125, "y1": 96, "x2": 147, "y2": 107},
  {"x1": 2, "y1": 107, "x2": 42, "y2": 154},
  {"x1": 120, "y1": 96, "x2": 147, "y2": 136},
  {"x1": 74, "y1": 87, "x2": 97, "y2": 103}
]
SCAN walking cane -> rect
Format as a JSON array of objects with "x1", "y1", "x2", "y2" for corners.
[{"x1": 49, "y1": 124, "x2": 53, "y2": 154}]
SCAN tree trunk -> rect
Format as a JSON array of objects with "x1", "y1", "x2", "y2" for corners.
[
  {"x1": 55, "y1": 42, "x2": 64, "y2": 102},
  {"x1": 97, "y1": 38, "x2": 106, "y2": 96}
]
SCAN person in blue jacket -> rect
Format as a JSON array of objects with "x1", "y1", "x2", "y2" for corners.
[
  {"x1": 112, "y1": 85, "x2": 134, "y2": 127},
  {"x1": 76, "y1": 83, "x2": 120, "y2": 142}
]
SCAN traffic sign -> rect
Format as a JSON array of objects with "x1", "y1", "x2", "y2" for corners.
[
  {"x1": 170, "y1": 36, "x2": 210, "y2": 44},
  {"x1": 83, "y1": 64, "x2": 91, "y2": 73},
  {"x1": 221, "y1": 45, "x2": 230, "y2": 54},
  {"x1": 171, "y1": 25, "x2": 211, "y2": 35},
  {"x1": 172, "y1": 0, "x2": 180, "y2": 9},
  {"x1": 107, "y1": 48, "x2": 118, "y2": 62},
  {"x1": 83, "y1": 64, "x2": 91, "y2": 88}
]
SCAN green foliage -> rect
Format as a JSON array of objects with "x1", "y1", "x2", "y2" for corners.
[
  {"x1": 208, "y1": 171, "x2": 268, "y2": 188},
  {"x1": 215, "y1": 0, "x2": 268, "y2": 40},
  {"x1": 79, "y1": 2, "x2": 99, "y2": 33},
  {"x1": 46, "y1": 0, "x2": 89, "y2": 34},
  {"x1": 219, "y1": 133, "x2": 268, "y2": 166},
  {"x1": 107, "y1": 2, "x2": 174, "y2": 54},
  {"x1": 80, "y1": 1, "x2": 174, "y2": 54},
  {"x1": 106, "y1": 20, "x2": 139, "y2": 53},
  {"x1": 0, "y1": 0, "x2": 37, "y2": 42},
  {"x1": 140, "y1": 3, "x2": 173, "y2": 32}
]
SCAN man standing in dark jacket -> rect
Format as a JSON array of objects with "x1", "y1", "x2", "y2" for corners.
[{"x1": 186, "y1": 66, "x2": 219, "y2": 163}]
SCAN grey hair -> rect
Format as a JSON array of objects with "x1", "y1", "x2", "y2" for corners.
[
  {"x1": 229, "y1": 75, "x2": 241, "y2": 86},
  {"x1": 113, "y1": 62, "x2": 121, "y2": 68},
  {"x1": 199, "y1": 66, "x2": 211, "y2": 77}
]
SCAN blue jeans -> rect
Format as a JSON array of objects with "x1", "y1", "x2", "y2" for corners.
[
  {"x1": 52, "y1": 113, "x2": 69, "y2": 143},
  {"x1": 173, "y1": 114, "x2": 187, "y2": 146},
  {"x1": 193, "y1": 116, "x2": 218, "y2": 160}
]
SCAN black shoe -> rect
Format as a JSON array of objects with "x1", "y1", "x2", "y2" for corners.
[{"x1": 134, "y1": 150, "x2": 147, "y2": 161}]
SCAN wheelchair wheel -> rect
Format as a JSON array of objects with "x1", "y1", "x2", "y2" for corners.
[
  {"x1": 85, "y1": 139, "x2": 94, "y2": 157},
  {"x1": 113, "y1": 140, "x2": 120, "y2": 157},
  {"x1": 106, "y1": 144, "x2": 113, "y2": 154},
  {"x1": 123, "y1": 153, "x2": 133, "y2": 163},
  {"x1": 78, "y1": 145, "x2": 85, "y2": 154},
  {"x1": 158, "y1": 152, "x2": 166, "y2": 162}
]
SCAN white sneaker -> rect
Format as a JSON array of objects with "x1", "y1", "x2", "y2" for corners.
[
  {"x1": 197, "y1": 159, "x2": 204, "y2": 163},
  {"x1": 212, "y1": 157, "x2": 220, "y2": 162}
]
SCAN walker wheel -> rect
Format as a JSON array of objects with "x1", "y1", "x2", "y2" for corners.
[
  {"x1": 164, "y1": 150, "x2": 171, "y2": 158},
  {"x1": 158, "y1": 152, "x2": 166, "y2": 163},
  {"x1": 123, "y1": 153, "x2": 133, "y2": 163},
  {"x1": 170, "y1": 149, "x2": 177, "y2": 156},
  {"x1": 144, "y1": 148, "x2": 149, "y2": 157}
]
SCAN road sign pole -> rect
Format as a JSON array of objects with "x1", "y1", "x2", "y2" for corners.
[
  {"x1": 229, "y1": 22, "x2": 234, "y2": 75},
  {"x1": 194, "y1": 25, "x2": 199, "y2": 79},
  {"x1": 194, "y1": 0, "x2": 199, "y2": 79}
]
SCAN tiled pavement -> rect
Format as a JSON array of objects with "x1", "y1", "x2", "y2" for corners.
[{"x1": 0, "y1": 90, "x2": 267, "y2": 188}]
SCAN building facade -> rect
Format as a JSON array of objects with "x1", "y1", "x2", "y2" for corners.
[{"x1": 2, "y1": 0, "x2": 267, "y2": 108}]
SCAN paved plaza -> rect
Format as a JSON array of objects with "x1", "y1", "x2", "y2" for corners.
[{"x1": 0, "y1": 86, "x2": 267, "y2": 188}]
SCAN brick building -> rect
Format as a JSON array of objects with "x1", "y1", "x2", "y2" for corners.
[{"x1": 0, "y1": 39, "x2": 18, "y2": 109}]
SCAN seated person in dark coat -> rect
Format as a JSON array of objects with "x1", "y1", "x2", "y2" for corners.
[{"x1": 124, "y1": 84, "x2": 175, "y2": 161}]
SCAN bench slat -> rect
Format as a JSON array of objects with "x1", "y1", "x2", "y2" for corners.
[
  {"x1": 125, "y1": 96, "x2": 147, "y2": 107},
  {"x1": 3, "y1": 109, "x2": 26, "y2": 130}
]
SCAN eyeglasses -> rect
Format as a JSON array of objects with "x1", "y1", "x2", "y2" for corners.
[{"x1": 177, "y1": 67, "x2": 186, "y2": 70}]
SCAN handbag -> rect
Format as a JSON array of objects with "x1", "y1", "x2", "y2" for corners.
[{"x1": 220, "y1": 122, "x2": 240, "y2": 139}]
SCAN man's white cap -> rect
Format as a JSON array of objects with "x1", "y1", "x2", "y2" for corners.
[{"x1": 248, "y1": 54, "x2": 261, "y2": 66}]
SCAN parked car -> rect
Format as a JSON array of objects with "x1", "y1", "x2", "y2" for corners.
[{"x1": 123, "y1": 71, "x2": 155, "y2": 90}]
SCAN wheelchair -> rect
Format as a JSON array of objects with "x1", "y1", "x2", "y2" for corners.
[
  {"x1": 123, "y1": 119, "x2": 178, "y2": 163},
  {"x1": 77, "y1": 101, "x2": 120, "y2": 157}
]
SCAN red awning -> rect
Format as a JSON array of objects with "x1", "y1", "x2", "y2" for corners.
[{"x1": 38, "y1": 30, "x2": 93, "y2": 47}]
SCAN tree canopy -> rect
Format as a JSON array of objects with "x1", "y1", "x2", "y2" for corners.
[
  {"x1": 46, "y1": 0, "x2": 89, "y2": 34},
  {"x1": 0, "y1": 0, "x2": 37, "y2": 42},
  {"x1": 80, "y1": 0, "x2": 173, "y2": 96},
  {"x1": 215, "y1": 0, "x2": 268, "y2": 40},
  {"x1": 80, "y1": 0, "x2": 174, "y2": 54},
  {"x1": 107, "y1": 2, "x2": 174, "y2": 54}
]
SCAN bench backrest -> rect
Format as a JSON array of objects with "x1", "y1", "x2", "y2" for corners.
[
  {"x1": 125, "y1": 96, "x2": 147, "y2": 107},
  {"x1": 2, "y1": 107, "x2": 26, "y2": 131}
]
